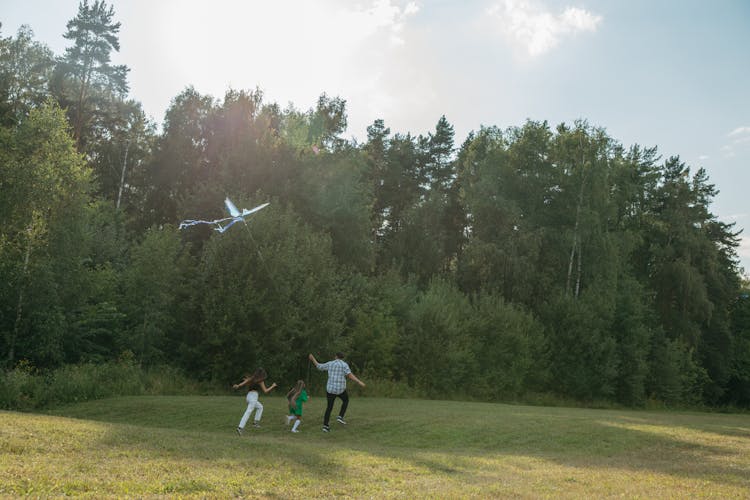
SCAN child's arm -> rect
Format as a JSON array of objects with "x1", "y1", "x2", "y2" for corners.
[
  {"x1": 232, "y1": 377, "x2": 249, "y2": 389},
  {"x1": 259, "y1": 381, "x2": 278, "y2": 394}
]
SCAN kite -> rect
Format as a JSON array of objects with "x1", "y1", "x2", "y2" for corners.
[{"x1": 179, "y1": 198, "x2": 269, "y2": 233}]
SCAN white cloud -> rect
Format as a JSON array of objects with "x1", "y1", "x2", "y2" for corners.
[
  {"x1": 729, "y1": 126, "x2": 750, "y2": 137},
  {"x1": 717, "y1": 125, "x2": 750, "y2": 159},
  {"x1": 738, "y1": 236, "x2": 750, "y2": 260},
  {"x1": 698, "y1": 155, "x2": 709, "y2": 160},
  {"x1": 729, "y1": 126, "x2": 750, "y2": 144},
  {"x1": 365, "y1": 0, "x2": 420, "y2": 45},
  {"x1": 487, "y1": 0, "x2": 602, "y2": 57}
]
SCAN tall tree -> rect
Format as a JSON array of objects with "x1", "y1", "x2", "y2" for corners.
[
  {"x1": 87, "y1": 99, "x2": 155, "y2": 209},
  {"x1": 0, "y1": 25, "x2": 54, "y2": 126},
  {"x1": 364, "y1": 118, "x2": 391, "y2": 240},
  {"x1": 423, "y1": 115, "x2": 455, "y2": 192},
  {"x1": 640, "y1": 157, "x2": 741, "y2": 401},
  {"x1": 145, "y1": 87, "x2": 215, "y2": 227},
  {"x1": 726, "y1": 283, "x2": 750, "y2": 405},
  {"x1": 121, "y1": 227, "x2": 185, "y2": 365},
  {"x1": 388, "y1": 116, "x2": 462, "y2": 282},
  {"x1": 309, "y1": 93, "x2": 347, "y2": 150},
  {"x1": 0, "y1": 102, "x2": 91, "y2": 367},
  {"x1": 364, "y1": 123, "x2": 424, "y2": 272},
  {"x1": 52, "y1": 0, "x2": 129, "y2": 151}
]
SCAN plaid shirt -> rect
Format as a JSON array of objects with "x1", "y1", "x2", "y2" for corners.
[{"x1": 317, "y1": 359, "x2": 352, "y2": 395}]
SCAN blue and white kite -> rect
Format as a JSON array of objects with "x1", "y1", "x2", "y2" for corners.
[{"x1": 179, "y1": 198, "x2": 269, "y2": 233}]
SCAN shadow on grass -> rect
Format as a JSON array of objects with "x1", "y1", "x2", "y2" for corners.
[{"x1": 47, "y1": 395, "x2": 750, "y2": 490}]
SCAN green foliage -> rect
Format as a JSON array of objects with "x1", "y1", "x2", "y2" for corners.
[
  {"x1": 0, "y1": 102, "x2": 91, "y2": 368},
  {"x1": 542, "y1": 293, "x2": 619, "y2": 401},
  {"x1": 0, "y1": 358, "x2": 203, "y2": 410},
  {"x1": 51, "y1": 0, "x2": 129, "y2": 151},
  {"x1": 0, "y1": 16, "x2": 746, "y2": 408},
  {"x1": 120, "y1": 226, "x2": 185, "y2": 365},
  {"x1": 726, "y1": 290, "x2": 750, "y2": 405},
  {"x1": 296, "y1": 152, "x2": 375, "y2": 271},
  {"x1": 181, "y1": 205, "x2": 348, "y2": 383},
  {"x1": 469, "y1": 293, "x2": 545, "y2": 398},
  {"x1": 0, "y1": 25, "x2": 54, "y2": 126},
  {"x1": 397, "y1": 279, "x2": 476, "y2": 396},
  {"x1": 344, "y1": 273, "x2": 401, "y2": 377},
  {"x1": 611, "y1": 275, "x2": 653, "y2": 405},
  {"x1": 646, "y1": 330, "x2": 709, "y2": 406}
]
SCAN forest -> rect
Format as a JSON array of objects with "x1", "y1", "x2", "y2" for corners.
[{"x1": 1, "y1": 1, "x2": 749, "y2": 408}]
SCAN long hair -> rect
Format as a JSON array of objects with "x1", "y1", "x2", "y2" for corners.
[
  {"x1": 245, "y1": 368, "x2": 267, "y2": 387},
  {"x1": 287, "y1": 379, "x2": 305, "y2": 407}
]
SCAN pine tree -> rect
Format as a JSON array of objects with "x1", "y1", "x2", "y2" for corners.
[{"x1": 52, "y1": 0, "x2": 129, "y2": 151}]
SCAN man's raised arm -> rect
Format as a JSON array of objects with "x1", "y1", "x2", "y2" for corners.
[{"x1": 308, "y1": 353, "x2": 320, "y2": 368}]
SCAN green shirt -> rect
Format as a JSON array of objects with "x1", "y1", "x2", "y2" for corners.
[{"x1": 289, "y1": 388, "x2": 308, "y2": 416}]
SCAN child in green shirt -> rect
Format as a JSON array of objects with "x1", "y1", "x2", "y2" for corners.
[{"x1": 286, "y1": 380, "x2": 308, "y2": 433}]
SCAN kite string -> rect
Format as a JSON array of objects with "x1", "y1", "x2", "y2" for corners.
[
  {"x1": 241, "y1": 219, "x2": 270, "y2": 271},
  {"x1": 307, "y1": 358, "x2": 312, "y2": 393}
]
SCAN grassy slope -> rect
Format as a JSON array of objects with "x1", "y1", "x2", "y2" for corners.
[{"x1": 1, "y1": 395, "x2": 749, "y2": 498}]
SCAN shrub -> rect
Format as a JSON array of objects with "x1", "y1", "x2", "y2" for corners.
[{"x1": 0, "y1": 359, "x2": 214, "y2": 410}]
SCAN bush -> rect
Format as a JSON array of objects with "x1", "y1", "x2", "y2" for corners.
[
  {"x1": 357, "y1": 372, "x2": 422, "y2": 399},
  {"x1": 0, "y1": 361, "x2": 44, "y2": 411},
  {"x1": 0, "y1": 359, "x2": 214, "y2": 411}
]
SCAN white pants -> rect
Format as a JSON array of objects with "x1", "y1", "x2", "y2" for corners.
[{"x1": 239, "y1": 391, "x2": 263, "y2": 428}]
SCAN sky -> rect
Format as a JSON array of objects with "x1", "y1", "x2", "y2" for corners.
[{"x1": 3, "y1": 0, "x2": 750, "y2": 274}]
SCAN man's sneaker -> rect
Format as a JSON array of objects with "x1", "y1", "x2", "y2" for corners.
[
  {"x1": 291, "y1": 429, "x2": 300, "y2": 433},
  {"x1": 252, "y1": 422, "x2": 261, "y2": 428},
  {"x1": 236, "y1": 427, "x2": 244, "y2": 436},
  {"x1": 336, "y1": 416, "x2": 347, "y2": 425},
  {"x1": 322, "y1": 425, "x2": 330, "y2": 433}
]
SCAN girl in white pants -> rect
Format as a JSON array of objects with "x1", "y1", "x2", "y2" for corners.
[{"x1": 233, "y1": 368, "x2": 277, "y2": 435}]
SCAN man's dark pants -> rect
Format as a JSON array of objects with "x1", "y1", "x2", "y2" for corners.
[{"x1": 324, "y1": 390, "x2": 349, "y2": 426}]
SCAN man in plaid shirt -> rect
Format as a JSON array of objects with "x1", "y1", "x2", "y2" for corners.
[{"x1": 308, "y1": 352, "x2": 366, "y2": 432}]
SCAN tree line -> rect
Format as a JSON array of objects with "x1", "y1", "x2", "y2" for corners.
[{"x1": 1, "y1": 1, "x2": 749, "y2": 407}]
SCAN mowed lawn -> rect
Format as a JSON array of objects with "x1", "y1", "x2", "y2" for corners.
[{"x1": 2, "y1": 395, "x2": 749, "y2": 498}]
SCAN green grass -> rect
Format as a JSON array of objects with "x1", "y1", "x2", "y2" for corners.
[{"x1": 2, "y1": 395, "x2": 749, "y2": 498}]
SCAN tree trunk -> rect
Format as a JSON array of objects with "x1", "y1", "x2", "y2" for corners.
[
  {"x1": 566, "y1": 234, "x2": 577, "y2": 295},
  {"x1": 575, "y1": 239, "x2": 582, "y2": 298},
  {"x1": 566, "y1": 140, "x2": 587, "y2": 297},
  {"x1": 73, "y1": 60, "x2": 92, "y2": 150},
  {"x1": 116, "y1": 139, "x2": 130, "y2": 209},
  {"x1": 566, "y1": 179, "x2": 586, "y2": 296}
]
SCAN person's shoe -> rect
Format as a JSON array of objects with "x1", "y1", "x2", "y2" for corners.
[
  {"x1": 336, "y1": 416, "x2": 347, "y2": 425},
  {"x1": 291, "y1": 429, "x2": 300, "y2": 433},
  {"x1": 253, "y1": 422, "x2": 261, "y2": 428},
  {"x1": 236, "y1": 427, "x2": 244, "y2": 436},
  {"x1": 322, "y1": 425, "x2": 330, "y2": 432}
]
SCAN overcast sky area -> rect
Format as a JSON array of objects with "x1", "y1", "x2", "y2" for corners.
[{"x1": 3, "y1": 0, "x2": 749, "y2": 273}]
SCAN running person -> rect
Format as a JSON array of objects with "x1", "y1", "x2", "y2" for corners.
[
  {"x1": 232, "y1": 368, "x2": 277, "y2": 435},
  {"x1": 308, "y1": 352, "x2": 365, "y2": 432},
  {"x1": 285, "y1": 379, "x2": 308, "y2": 433}
]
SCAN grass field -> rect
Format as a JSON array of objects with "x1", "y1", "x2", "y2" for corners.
[{"x1": 1, "y1": 395, "x2": 749, "y2": 498}]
